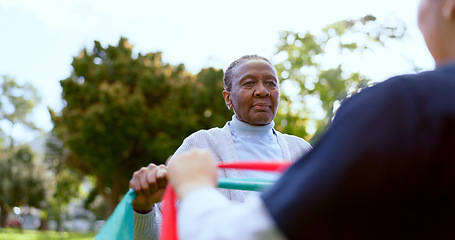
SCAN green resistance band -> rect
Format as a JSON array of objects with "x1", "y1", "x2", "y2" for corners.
[{"x1": 218, "y1": 178, "x2": 275, "y2": 191}]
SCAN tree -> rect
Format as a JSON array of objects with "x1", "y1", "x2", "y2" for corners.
[
  {"x1": 0, "y1": 76, "x2": 40, "y2": 147},
  {"x1": 0, "y1": 146, "x2": 48, "y2": 229},
  {"x1": 0, "y1": 76, "x2": 46, "y2": 229},
  {"x1": 38, "y1": 133, "x2": 83, "y2": 231},
  {"x1": 273, "y1": 15, "x2": 407, "y2": 143},
  {"x1": 50, "y1": 38, "x2": 231, "y2": 218}
]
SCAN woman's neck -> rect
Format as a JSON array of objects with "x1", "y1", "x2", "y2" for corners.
[{"x1": 229, "y1": 115, "x2": 274, "y2": 137}]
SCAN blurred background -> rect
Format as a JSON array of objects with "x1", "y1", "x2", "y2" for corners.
[{"x1": 0, "y1": 0, "x2": 434, "y2": 238}]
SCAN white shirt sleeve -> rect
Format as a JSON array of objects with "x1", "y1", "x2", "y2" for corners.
[{"x1": 178, "y1": 188, "x2": 286, "y2": 240}]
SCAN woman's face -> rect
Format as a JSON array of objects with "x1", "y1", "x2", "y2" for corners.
[{"x1": 223, "y1": 59, "x2": 280, "y2": 126}]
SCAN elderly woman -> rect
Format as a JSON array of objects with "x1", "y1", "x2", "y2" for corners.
[{"x1": 129, "y1": 54, "x2": 312, "y2": 239}]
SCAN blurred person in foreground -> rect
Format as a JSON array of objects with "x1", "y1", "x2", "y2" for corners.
[
  {"x1": 168, "y1": 0, "x2": 455, "y2": 239},
  {"x1": 129, "y1": 55, "x2": 312, "y2": 239}
]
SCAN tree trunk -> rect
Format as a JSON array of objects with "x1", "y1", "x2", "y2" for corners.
[
  {"x1": 100, "y1": 171, "x2": 126, "y2": 220},
  {"x1": 38, "y1": 215, "x2": 48, "y2": 230},
  {"x1": 103, "y1": 194, "x2": 115, "y2": 220},
  {"x1": 56, "y1": 219, "x2": 62, "y2": 232},
  {"x1": 18, "y1": 218, "x2": 23, "y2": 232},
  {"x1": 57, "y1": 211, "x2": 64, "y2": 232},
  {"x1": 96, "y1": 170, "x2": 127, "y2": 220},
  {"x1": 0, "y1": 202, "x2": 7, "y2": 228}
]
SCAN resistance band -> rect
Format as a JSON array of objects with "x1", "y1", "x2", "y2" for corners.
[{"x1": 160, "y1": 161, "x2": 291, "y2": 240}]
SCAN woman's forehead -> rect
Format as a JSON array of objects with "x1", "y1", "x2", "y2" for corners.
[{"x1": 234, "y1": 59, "x2": 276, "y2": 75}]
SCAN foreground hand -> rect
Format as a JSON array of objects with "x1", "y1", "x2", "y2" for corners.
[
  {"x1": 130, "y1": 163, "x2": 168, "y2": 213},
  {"x1": 168, "y1": 148, "x2": 217, "y2": 199}
]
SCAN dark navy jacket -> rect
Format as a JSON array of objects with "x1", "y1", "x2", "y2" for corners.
[{"x1": 262, "y1": 63, "x2": 455, "y2": 239}]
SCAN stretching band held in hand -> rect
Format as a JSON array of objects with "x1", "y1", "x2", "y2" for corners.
[{"x1": 160, "y1": 161, "x2": 292, "y2": 240}]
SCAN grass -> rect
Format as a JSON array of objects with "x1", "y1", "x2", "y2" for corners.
[{"x1": 0, "y1": 228, "x2": 96, "y2": 240}]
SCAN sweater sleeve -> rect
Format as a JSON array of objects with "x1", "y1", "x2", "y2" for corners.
[
  {"x1": 132, "y1": 203, "x2": 161, "y2": 240},
  {"x1": 132, "y1": 132, "x2": 202, "y2": 240},
  {"x1": 133, "y1": 126, "x2": 235, "y2": 239}
]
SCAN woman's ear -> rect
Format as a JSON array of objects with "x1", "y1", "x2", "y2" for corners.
[
  {"x1": 222, "y1": 90, "x2": 232, "y2": 110},
  {"x1": 443, "y1": 0, "x2": 455, "y2": 19}
]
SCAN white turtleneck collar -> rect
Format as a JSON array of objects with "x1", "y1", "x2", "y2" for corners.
[
  {"x1": 229, "y1": 115, "x2": 275, "y2": 139},
  {"x1": 228, "y1": 115, "x2": 283, "y2": 181}
]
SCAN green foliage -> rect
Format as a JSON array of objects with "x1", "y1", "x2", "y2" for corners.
[
  {"x1": 0, "y1": 145, "x2": 48, "y2": 227},
  {"x1": 0, "y1": 76, "x2": 45, "y2": 228},
  {"x1": 45, "y1": 137, "x2": 82, "y2": 202},
  {"x1": 0, "y1": 76, "x2": 41, "y2": 147},
  {"x1": 274, "y1": 15, "x2": 406, "y2": 143},
  {"x1": 51, "y1": 37, "x2": 231, "y2": 218}
]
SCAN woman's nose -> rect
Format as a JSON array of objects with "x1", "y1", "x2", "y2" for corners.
[{"x1": 254, "y1": 82, "x2": 270, "y2": 97}]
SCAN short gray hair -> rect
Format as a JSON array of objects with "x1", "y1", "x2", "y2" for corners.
[{"x1": 223, "y1": 55, "x2": 274, "y2": 92}]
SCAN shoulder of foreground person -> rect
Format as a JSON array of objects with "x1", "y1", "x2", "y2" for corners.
[{"x1": 261, "y1": 68, "x2": 455, "y2": 239}]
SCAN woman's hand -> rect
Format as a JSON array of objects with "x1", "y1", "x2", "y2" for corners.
[{"x1": 129, "y1": 163, "x2": 168, "y2": 214}]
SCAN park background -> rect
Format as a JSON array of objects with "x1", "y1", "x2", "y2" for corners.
[{"x1": 0, "y1": 0, "x2": 435, "y2": 238}]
